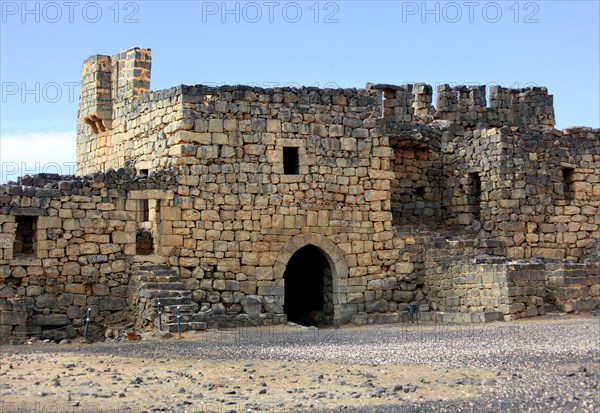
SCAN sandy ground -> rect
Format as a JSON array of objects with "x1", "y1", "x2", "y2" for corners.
[
  {"x1": 0, "y1": 315, "x2": 598, "y2": 412},
  {"x1": 0, "y1": 352, "x2": 495, "y2": 412}
]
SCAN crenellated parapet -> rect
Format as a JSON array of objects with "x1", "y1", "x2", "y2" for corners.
[
  {"x1": 370, "y1": 83, "x2": 555, "y2": 130},
  {"x1": 436, "y1": 84, "x2": 487, "y2": 126},
  {"x1": 487, "y1": 85, "x2": 554, "y2": 129},
  {"x1": 368, "y1": 83, "x2": 434, "y2": 123},
  {"x1": 437, "y1": 84, "x2": 554, "y2": 129}
]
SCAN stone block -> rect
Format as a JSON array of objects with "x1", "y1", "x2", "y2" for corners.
[
  {"x1": 33, "y1": 314, "x2": 70, "y2": 326},
  {"x1": 392, "y1": 290, "x2": 414, "y2": 302},
  {"x1": 241, "y1": 295, "x2": 262, "y2": 317},
  {"x1": 1, "y1": 311, "x2": 26, "y2": 325},
  {"x1": 162, "y1": 235, "x2": 184, "y2": 247},
  {"x1": 381, "y1": 277, "x2": 398, "y2": 289},
  {"x1": 525, "y1": 306, "x2": 538, "y2": 317},
  {"x1": 396, "y1": 262, "x2": 414, "y2": 274},
  {"x1": 257, "y1": 286, "x2": 284, "y2": 296},
  {"x1": 224, "y1": 280, "x2": 240, "y2": 291},
  {"x1": 112, "y1": 231, "x2": 135, "y2": 244},
  {"x1": 336, "y1": 304, "x2": 358, "y2": 323},
  {"x1": 92, "y1": 284, "x2": 110, "y2": 296},
  {"x1": 481, "y1": 311, "x2": 502, "y2": 322},
  {"x1": 504, "y1": 302, "x2": 525, "y2": 314},
  {"x1": 57, "y1": 293, "x2": 74, "y2": 307},
  {"x1": 364, "y1": 300, "x2": 387, "y2": 313},
  {"x1": 98, "y1": 297, "x2": 127, "y2": 311},
  {"x1": 26, "y1": 285, "x2": 43, "y2": 296},
  {"x1": 37, "y1": 216, "x2": 62, "y2": 229},
  {"x1": 36, "y1": 294, "x2": 57, "y2": 308},
  {"x1": 12, "y1": 267, "x2": 27, "y2": 278},
  {"x1": 262, "y1": 296, "x2": 283, "y2": 314},
  {"x1": 266, "y1": 119, "x2": 281, "y2": 132},
  {"x1": 364, "y1": 190, "x2": 388, "y2": 202},
  {"x1": 574, "y1": 298, "x2": 599, "y2": 312},
  {"x1": 162, "y1": 207, "x2": 182, "y2": 221},
  {"x1": 173, "y1": 131, "x2": 211, "y2": 145},
  {"x1": 65, "y1": 284, "x2": 86, "y2": 294},
  {"x1": 62, "y1": 262, "x2": 81, "y2": 276},
  {"x1": 66, "y1": 306, "x2": 83, "y2": 319}
]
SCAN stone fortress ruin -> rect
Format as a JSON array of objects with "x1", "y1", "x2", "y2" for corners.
[{"x1": 1, "y1": 47, "x2": 598, "y2": 339}]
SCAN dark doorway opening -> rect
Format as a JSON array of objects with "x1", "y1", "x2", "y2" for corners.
[{"x1": 284, "y1": 245, "x2": 333, "y2": 326}]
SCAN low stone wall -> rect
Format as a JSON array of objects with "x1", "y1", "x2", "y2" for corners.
[
  {"x1": 546, "y1": 261, "x2": 600, "y2": 312},
  {"x1": 0, "y1": 297, "x2": 28, "y2": 337},
  {"x1": 426, "y1": 237, "x2": 547, "y2": 321}
]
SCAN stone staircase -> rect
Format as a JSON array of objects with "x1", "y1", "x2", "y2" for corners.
[{"x1": 130, "y1": 260, "x2": 205, "y2": 332}]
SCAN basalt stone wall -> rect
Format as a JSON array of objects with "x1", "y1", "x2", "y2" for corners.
[
  {"x1": 426, "y1": 254, "x2": 547, "y2": 322},
  {"x1": 77, "y1": 88, "x2": 177, "y2": 175},
  {"x1": 370, "y1": 83, "x2": 555, "y2": 130},
  {"x1": 440, "y1": 125, "x2": 600, "y2": 259},
  {"x1": 480, "y1": 127, "x2": 600, "y2": 261},
  {"x1": 440, "y1": 125, "x2": 504, "y2": 230},
  {"x1": 545, "y1": 261, "x2": 600, "y2": 312},
  {"x1": 2, "y1": 47, "x2": 599, "y2": 337},
  {"x1": 2, "y1": 105, "x2": 408, "y2": 337},
  {"x1": 0, "y1": 173, "x2": 134, "y2": 337},
  {"x1": 390, "y1": 143, "x2": 444, "y2": 227}
]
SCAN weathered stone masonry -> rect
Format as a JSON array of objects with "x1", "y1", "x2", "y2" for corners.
[{"x1": 1, "y1": 47, "x2": 598, "y2": 338}]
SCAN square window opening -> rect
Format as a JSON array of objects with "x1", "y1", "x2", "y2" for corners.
[{"x1": 283, "y1": 147, "x2": 299, "y2": 175}]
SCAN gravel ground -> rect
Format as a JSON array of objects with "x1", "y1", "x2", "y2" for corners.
[{"x1": 0, "y1": 313, "x2": 598, "y2": 412}]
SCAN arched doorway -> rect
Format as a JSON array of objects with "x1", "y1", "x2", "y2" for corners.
[{"x1": 283, "y1": 245, "x2": 333, "y2": 326}]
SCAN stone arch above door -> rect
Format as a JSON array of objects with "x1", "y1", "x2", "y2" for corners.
[
  {"x1": 274, "y1": 234, "x2": 348, "y2": 281},
  {"x1": 273, "y1": 233, "x2": 350, "y2": 321}
]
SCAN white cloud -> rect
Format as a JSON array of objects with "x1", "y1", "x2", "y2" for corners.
[{"x1": 0, "y1": 131, "x2": 77, "y2": 183}]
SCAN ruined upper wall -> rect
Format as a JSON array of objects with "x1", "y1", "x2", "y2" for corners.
[
  {"x1": 77, "y1": 48, "x2": 559, "y2": 175},
  {"x1": 369, "y1": 83, "x2": 555, "y2": 130},
  {"x1": 77, "y1": 79, "x2": 384, "y2": 175}
]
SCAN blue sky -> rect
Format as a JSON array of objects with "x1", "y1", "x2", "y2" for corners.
[{"x1": 1, "y1": 0, "x2": 599, "y2": 182}]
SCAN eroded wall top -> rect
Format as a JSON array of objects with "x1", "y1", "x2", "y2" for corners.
[{"x1": 78, "y1": 47, "x2": 562, "y2": 176}]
